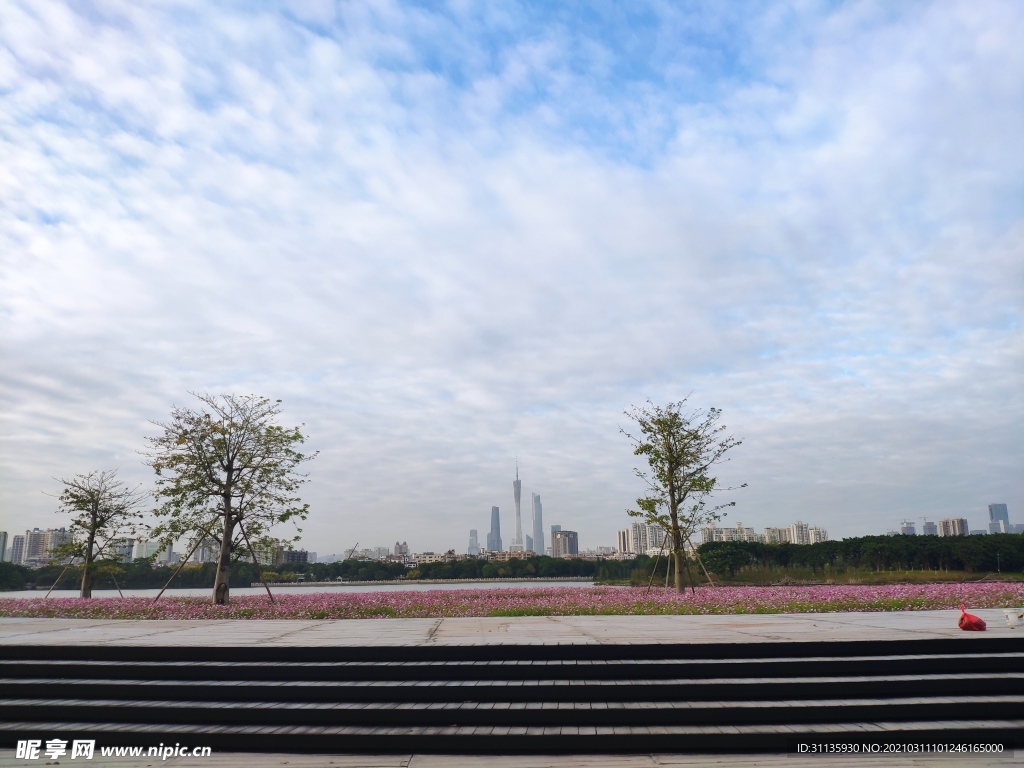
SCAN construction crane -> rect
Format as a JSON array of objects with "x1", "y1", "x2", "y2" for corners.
[{"x1": 345, "y1": 542, "x2": 359, "y2": 561}]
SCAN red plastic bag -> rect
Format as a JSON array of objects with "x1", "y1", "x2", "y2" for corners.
[{"x1": 959, "y1": 603, "x2": 986, "y2": 631}]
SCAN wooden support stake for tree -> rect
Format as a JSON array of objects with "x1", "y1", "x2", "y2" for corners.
[
  {"x1": 44, "y1": 557, "x2": 77, "y2": 599},
  {"x1": 687, "y1": 538, "x2": 716, "y2": 586},
  {"x1": 645, "y1": 533, "x2": 669, "y2": 596},
  {"x1": 240, "y1": 525, "x2": 275, "y2": 604},
  {"x1": 153, "y1": 523, "x2": 218, "y2": 603},
  {"x1": 681, "y1": 548, "x2": 697, "y2": 595},
  {"x1": 110, "y1": 571, "x2": 125, "y2": 598}
]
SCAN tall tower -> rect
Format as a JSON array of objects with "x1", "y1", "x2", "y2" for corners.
[
  {"x1": 487, "y1": 507, "x2": 502, "y2": 552},
  {"x1": 531, "y1": 493, "x2": 544, "y2": 555},
  {"x1": 511, "y1": 459, "x2": 523, "y2": 550}
]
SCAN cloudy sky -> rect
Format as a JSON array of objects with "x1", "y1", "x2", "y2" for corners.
[{"x1": 2, "y1": 0, "x2": 1021, "y2": 555}]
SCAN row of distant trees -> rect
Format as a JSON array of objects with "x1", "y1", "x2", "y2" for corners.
[
  {"x1": 7, "y1": 533, "x2": 1021, "y2": 594},
  {"x1": 2, "y1": 554, "x2": 628, "y2": 592},
  {"x1": 698, "y1": 535, "x2": 1024, "y2": 576}
]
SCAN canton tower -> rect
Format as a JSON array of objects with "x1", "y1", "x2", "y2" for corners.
[{"x1": 512, "y1": 459, "x2": 523, "y2": 550}]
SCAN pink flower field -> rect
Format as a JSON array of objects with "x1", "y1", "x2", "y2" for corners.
[{"x1": 1, "y1": 583, "x2": 1022, "y2": 620}]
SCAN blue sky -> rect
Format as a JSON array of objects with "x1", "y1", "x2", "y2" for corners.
[{"x1": 1, "y1": 0, "x2": 1022, "y2": 554}]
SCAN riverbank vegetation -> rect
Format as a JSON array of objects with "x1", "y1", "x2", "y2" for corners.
[{"x1": 3, "y1": 535, "x2": 1020, "y2": 593}]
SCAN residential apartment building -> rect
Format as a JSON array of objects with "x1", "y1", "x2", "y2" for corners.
[
  {"x1": 551, "y1": 530, "x2": 579, "y2": 558},
  {"x1": 701, "y1": 521, "x2": 828, "y2": 546},
  {"x1": 808, "y1": 526, "x2": 829, "y2": 544},
  {"x1": 9, "y1": 528, "x2": 73, "y2": 567},
  {"x1": 700, "y1": 522, "x2": 763, "y2": 545},
  {"x1": 616, "y1": 522, "x2": 668, "y2": 554},
  {"x1": 938, "y1": 518, "x2": 969, "y2": 537},
  {"x1": 8, "y1": 535, "x2": 25, "y2": 565}
]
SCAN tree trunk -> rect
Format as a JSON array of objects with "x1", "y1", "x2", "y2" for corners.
[
  {"x1": 80, "y1": 531, "x2": 96, "y2": 599},
  {"x1": 213, "y1": 512, "x2": 234, "y2": 605},
  {"x1": 80, "y1": 566, "x2": 93, "y2": 599}
]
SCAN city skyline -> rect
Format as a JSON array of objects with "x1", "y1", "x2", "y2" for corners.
[
  {"x1": 1, "y1": 2, "x2": 1021, "y2": 552},
  {"x1": 3, "y1": 499, "x2": 1013, "y2": 565}
]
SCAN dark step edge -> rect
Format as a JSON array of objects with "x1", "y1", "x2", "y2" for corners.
[
  {"x1": 3, "y1": 699, "x2": 1023, "y2": 727},
  {"x1": 3, "y1": 636, "x2": 1023, "y2": 663}
]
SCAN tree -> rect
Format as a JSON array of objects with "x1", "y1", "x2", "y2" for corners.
[
  {"x1": 48, "y1": 470, "x2": 147, "y2": 598},
  {"x1": 623, "y1": 398, "x2": 744, "y2": 593},
  {"x1": 144, "y1": 393, "x2": 316, "y2": 604}
]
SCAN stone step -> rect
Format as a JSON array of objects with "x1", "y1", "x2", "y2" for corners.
[
  {"x1": 4, "y1": 636, "x2": 1022, "y2": 663},
  {"x1": 1, "y1": 672, "x2": 1019, "y2": 703},
  {"x1": 2, "y1": 652, "x2": 1021, "y2": 680},
  {"x1": 3, "y1": 695, "x2": 1023, "y2": 727}
]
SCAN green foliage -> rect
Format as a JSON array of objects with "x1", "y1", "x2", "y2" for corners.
[
  {"x1": 0, "y1": 562, "x2": 29, "y2": 591},
  {"x1": 49, "y1": 469, "x2": 148, "y2": 598},
  {"x1": 623, "y1": 398, "x2": 744, "y2": 591},
  {"x1": 697, "y1": 535, "x2": 1024, "y2": 580},
  {"x1": 144, "y1": 393, "x2": 316, "y2": 603}
]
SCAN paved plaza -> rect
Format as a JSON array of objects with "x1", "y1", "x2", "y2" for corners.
[{"x1": 0, "y1": 608, "x2": 1018, "y2": 647}]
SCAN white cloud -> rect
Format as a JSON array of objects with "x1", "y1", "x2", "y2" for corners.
[{"x1": 1, "y1": 0, "x2": 1021, "y2": 552}]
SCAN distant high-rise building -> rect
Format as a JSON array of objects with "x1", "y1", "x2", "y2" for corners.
[
  {"x1": 552, "y1": 530, "x2": 579, "y2": 558},
  {"x1": 616, "y1": 528, "x2": 630, "y2": 554},
  {"x1": 620, "y1": 522, "x2": 669, "y2": 553},
  {"x1": 788, "y1": 522, "x2": 811, "y2": 546},
  {"x1": 989, "y1": 504, "x2": 1010, "y2": 534},
  {"x1": 487, "y1": 507, "x2": 502, "y2": 552},
  {"x1": 24, "y1": 528, "x2": 47, "y2": 564},
  {"x1": 525, "y1": 534, "x2": 533, "y2": 552},
  {"x1": 44, "y1": 528, "x2": 71, "y2": 561},
  {"x1": 551, "y1": 524, "x2": 561, "y2": 543},
  {"x1": 921, "y1": 521, "x2": 938, "y2": 536},
  {"x1": 938, "y1": 518, "x2": 969, "y2": 537},
  {"x1": 511, "y1": 461, "x2": 524, "y2": 550},
  {"x1": 133, "y1": 539, "x2": 163, "y2": 560},
  {"x1": 278, "y1": 549, "x2": 308, "y2": 565},
  {"x1": 394, "y1": 541, "x2": 409, "y2": 556},
  {"x1": 468, "y1": 529, "x2": 480, "y2": 556},
  {"x1": 900, "y1": 521, "x2": 916, "y2": 536},
  {"x1": 0, "y1": 532, "x2": 7, "y2": 562},
  {"x1": 764, "y1": 527, "x2": 789, "y2": 544},
  {"x1": 9, "y1": 535, "x2": 25, "y2": 565},
  {"x1": 808, "y1": 526, "x2": 829, "y2": 544},
  {"x1": 701, "y1": 522, "x2": 761, "y2": 545},
  {"x1": 10, "y1": 528, "x2": 73, "y2": 567},
  {"x1": 531, "y1": 493, "x2": 544, "y2": 555}
]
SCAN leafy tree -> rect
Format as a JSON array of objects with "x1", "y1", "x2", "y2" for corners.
[
  {"x1": 48, "y1": 470, "x2": 147, "y2": 598},
  {"x1": 0, "y1": 562, "x2": 29, "y2": 591},
  {"x1": 699, "y1": 541, "x2": 754, "y2": 577},
  {"x1": 144, "y1": 393, "x2": 316, "y2": 604},
  {"x1": 623, "y1": 398, "x2": 744, "y2": 592}
]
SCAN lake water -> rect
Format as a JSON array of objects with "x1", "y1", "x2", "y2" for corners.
[{"x1": 1, "y1": 580, "x2": 595, "y2": 599}]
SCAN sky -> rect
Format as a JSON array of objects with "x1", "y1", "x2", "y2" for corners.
[{"x1": 1, "y1": 0, "x2": 1021, "y2": 556}]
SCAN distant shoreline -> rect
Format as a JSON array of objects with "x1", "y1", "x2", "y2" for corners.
[{"x1": 250, "y1": 576, "x2": 596, "y2": 588}]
